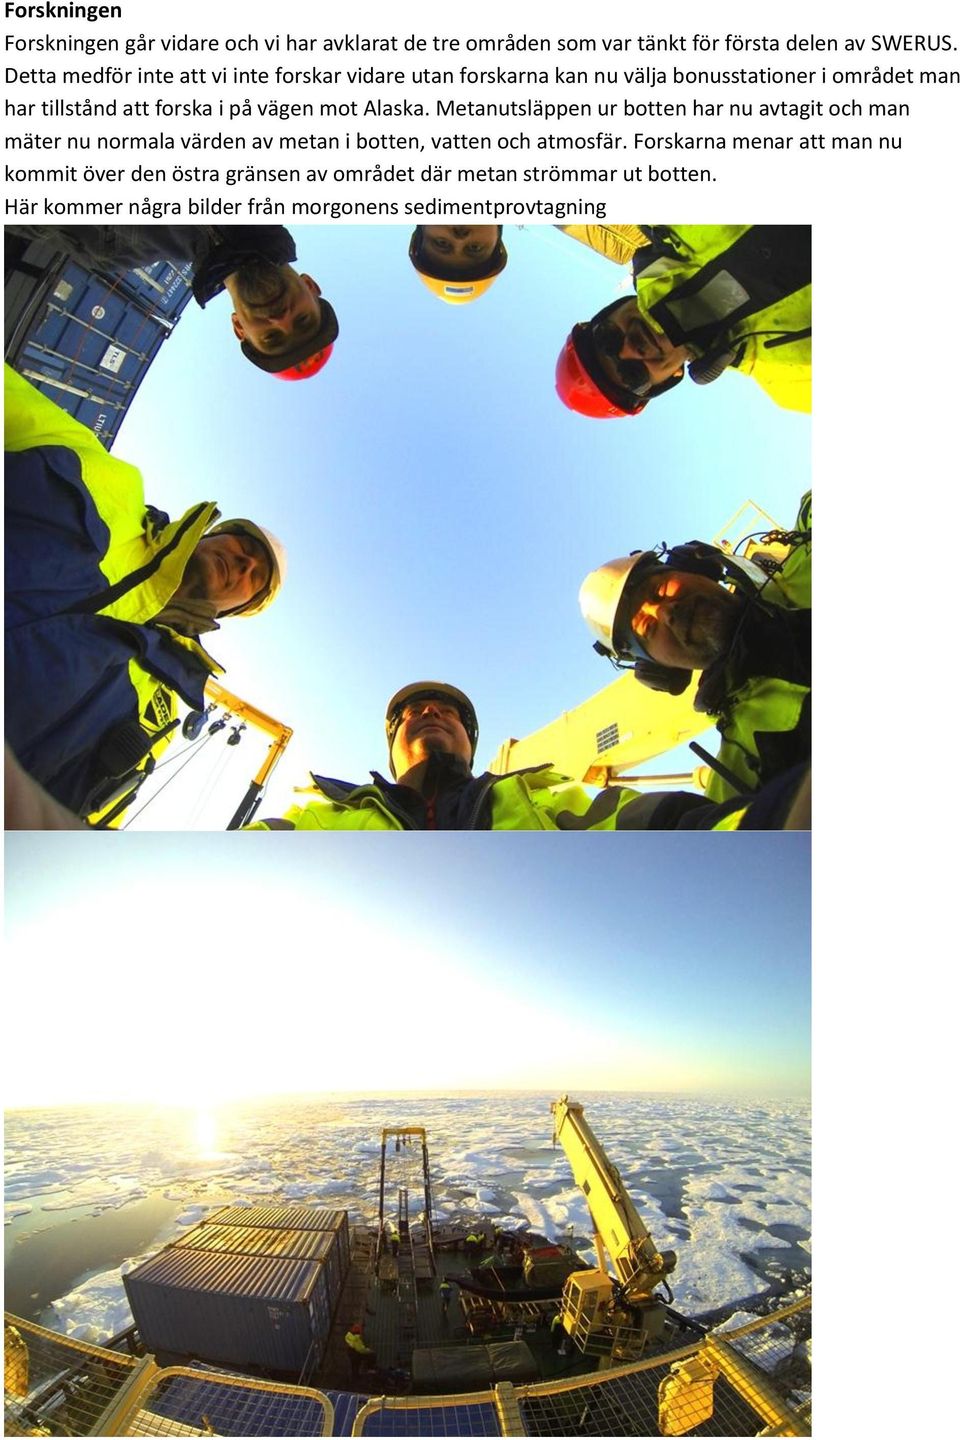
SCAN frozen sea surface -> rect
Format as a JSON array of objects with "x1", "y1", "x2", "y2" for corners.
[{"x1": 4, "y1": 1093, "x2": 810, "y2": 1343}]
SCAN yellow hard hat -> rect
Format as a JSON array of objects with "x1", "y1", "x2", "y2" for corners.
[
  {"x1": 414, "y1": 271, "x2": 502, "y2": 304},
  {"x1": 408, "y1": 227, "x2": 507, "y2": 305}
]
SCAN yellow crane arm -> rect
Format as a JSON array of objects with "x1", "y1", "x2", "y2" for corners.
[
  {"x1": 552, "y1": 1096, "x2": 676, "y2": 1301},
  {"x1": 490, "y1": 673, "x2": 709, "y2": 786},
  {"x1": 205, "y1": 679, "x2": 293, "y2": 828}
]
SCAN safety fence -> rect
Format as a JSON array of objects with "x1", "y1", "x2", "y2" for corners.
[
  {"x1": 514, "y1": 1302, "x2": 811, "y2": 1436},
  {"x1": 4, "y1": 1298, "x2": 810, "y2": 1436}
]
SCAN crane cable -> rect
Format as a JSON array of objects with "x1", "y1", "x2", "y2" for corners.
[
  {"x1": 119, "y1": 728, "x2": 223, "y2": 829},
  {"x1": 142, "y1": 712, "x2": 230, "y2": 774},
  {"x1": 186, "y1": 726, "x2": 241, "y2": 825}
]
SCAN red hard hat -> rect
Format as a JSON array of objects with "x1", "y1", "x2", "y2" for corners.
[
  {"x1": 555, "y1": 331, "x2": 645, "y2": 420},
  {"x1": 240, "y1": 297, "x2": 339, "y2": 380},
  {"x1": 274, "y1": 345, "x2": 335, "y2": 381}
]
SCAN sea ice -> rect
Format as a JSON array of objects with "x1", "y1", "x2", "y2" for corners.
[
  {"x1": 5, "y1": 1169, "x2": 73, "y2": 1200},
  {"x1": 7, "y1": 1093, "x2": 810, "y2": 1337},
  {"x1": 48, "y1": 1266, "x2": 135, "y2": 1345},
  {"x1": 174, "y1": 1205, "x2": 210, "y2": 1227}
]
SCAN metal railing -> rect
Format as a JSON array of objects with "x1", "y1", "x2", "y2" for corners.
[{"x1": 5, "y1": 1296, "x2": 810, "y2": 1437}]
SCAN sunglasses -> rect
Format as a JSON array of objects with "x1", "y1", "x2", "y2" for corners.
[{"x1": 589, "y1": 316, "x2": 654, "y2": 397}]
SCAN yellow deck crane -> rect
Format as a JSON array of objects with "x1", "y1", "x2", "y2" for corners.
[
  {"x1": 490, "y1": 673, "x2": 711, "y2": 788},
  {"x1": 552, "y1": 1097, "x2": 808, "y2": 1435},
  {"x1": 551, "y1": 1096, "x2": 678, "y2": 1356}
]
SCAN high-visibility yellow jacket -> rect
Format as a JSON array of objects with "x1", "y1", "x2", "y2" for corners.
[
  {"x1": 561, "y1": 223, "x2": 811, "y2": 413},
  {"x1": 4, "y1": 365, "x2": 222, "y2": 816},
  {"x1": 702, "y1": 493, "x2": 812, "y2": 803},
  {"x1": 247, "y1": 763, "x2": 802, "y2": 831}
]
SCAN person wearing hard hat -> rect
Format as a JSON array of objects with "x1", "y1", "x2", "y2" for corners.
[
  {"x1": 4, "y1": 365, "x2": 286, "y2": 824},
  {"x1": 580, "y1": 494, "x2": 811, "y2": 805},
  {"x1": 555, "y1": 224, "x2": 811, "y2": 418},
  {"x1": 344, "y1": 1322, "x2": 376, "y2": 1376},
  {"x1": 408, "y1": 226, "x2": 507, "y2": 304},
  {"x1": 5, "y1": 224, "x2": 338, "y2": 380},
  {"x1": 248, "y1": 679, "x2": 808, "y2": 832}
]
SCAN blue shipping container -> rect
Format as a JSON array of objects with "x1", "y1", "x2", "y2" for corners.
[
  {"x1": 206, "y1": 1204, "x2": 350, "y2": 1280},
  {"x1": 175, "y1": 1223, "x2": 341, "y2": 1324},
  {"x1": 123, "y1": 1245, "x2": 327, "y2": 1374},
  {"x1": 5, "y1": 239, "x2": 193, "y2": 448},
  {"x1": 111, "y1": 256, "x2": 192, "y2": 317}
]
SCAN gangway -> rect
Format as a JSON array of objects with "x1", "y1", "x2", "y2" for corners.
[
  {"x1": 376, "y1": 1130, "x2": 436, "y2": 1267},
  {"x1": 376, "y1": 1127, "x2": 439, "y2": 1367},
  {"x1": 395, "y1": 1188, "x2": 418, "y2": 1364}
]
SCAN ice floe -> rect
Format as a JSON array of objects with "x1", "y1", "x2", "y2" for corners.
[{"x1": 6, "y1": 1093, "x2": 810, "y2": 1339}]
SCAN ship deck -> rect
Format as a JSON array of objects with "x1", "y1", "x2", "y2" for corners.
[
  {"x1": 315, "y1": 1223, "x2": 588, "y2": 1394},
  {"x1": 4, "y1": 1218, "x2": 811, "y2": 1435}
]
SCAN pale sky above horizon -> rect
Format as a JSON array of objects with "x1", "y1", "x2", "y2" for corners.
[{"x1": 4, "y1": 832, "x2": 810, "y2": 1107}]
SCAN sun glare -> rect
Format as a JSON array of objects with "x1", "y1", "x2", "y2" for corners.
[{"x1": 193, "y1": 1106, "x2": 221, "y2": 1158}]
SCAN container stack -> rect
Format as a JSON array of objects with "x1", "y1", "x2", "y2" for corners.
[
  {"x1": 122, "y1": 1205, "x2": 349, "y2": 1375},
  {"x1": 203, "y1": 1205, "x2": 350, "y2": 1296}
]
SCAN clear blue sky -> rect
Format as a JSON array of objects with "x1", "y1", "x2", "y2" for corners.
[
  {"x1": 4, "y1": 831, "x2": 810, "y2": 1102},
  {"x1": 110, "y1": 224, "x2": 810, "y2": 826}
]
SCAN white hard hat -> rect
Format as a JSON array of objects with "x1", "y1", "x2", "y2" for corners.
[
  {"x1": 208, "y1": 520, "x2": 287, "y2": 617},
  {"x1": 579, "y1": 553, "x2": 659, "y2": 659}
]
